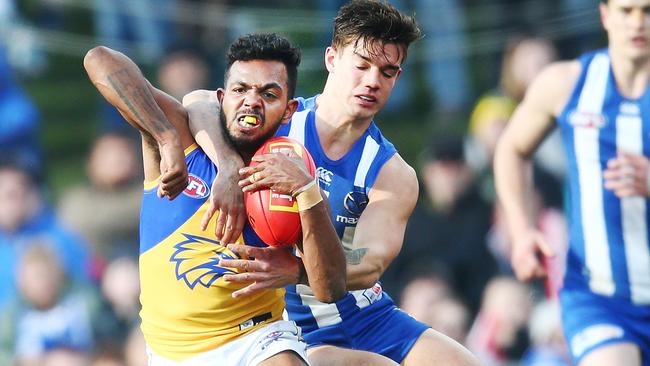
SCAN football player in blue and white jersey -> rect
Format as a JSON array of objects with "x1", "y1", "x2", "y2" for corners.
[
  {"x1": 495, "y1": 1, "x2": 650, "y2": 365},
  {"x1": 181, "y1": 1, "x2": 479, "y2": 366}
]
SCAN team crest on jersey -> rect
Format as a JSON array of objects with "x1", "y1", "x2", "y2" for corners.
[
  {"x1": 169, "y1": 234, "x2": 237, "y2": 289},
  {"x1": 568, "y1": 111, "x2": 607, "y2": 129},
  {"x1": 344, "y1": 189, "x2": 369, "y2": 217},
  {"x1": 183, "y1": 174, "x2": 210, "y2": 199}
]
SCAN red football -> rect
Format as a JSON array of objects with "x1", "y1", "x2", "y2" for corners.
[{"x1": 244, "y1": 137, "x2": 317, "y2": 247}]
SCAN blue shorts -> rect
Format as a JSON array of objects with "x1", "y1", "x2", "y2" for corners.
[
  {"x1": 560, "y1": 287, "x2": 650, "y2": 365},
  {"x1": 302, "y1": 292, "x2": 429, "y2": 363}
]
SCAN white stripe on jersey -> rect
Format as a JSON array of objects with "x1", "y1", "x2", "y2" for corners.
[
  {"x1": 288, "y1": 110, "x2": 309, "y2": 144},
  {"x1": 575, "y1": 53, "x2": 615, "y2": 296},
  {"x1": 616, "y1": 114, "x2": 650, "y2": 303},
  {"x1": 354, "y1": 136, "x2": 380, "y2": 187},
  {"x1": 296, "y1": 284, "x2": 342, "y2": 328}
]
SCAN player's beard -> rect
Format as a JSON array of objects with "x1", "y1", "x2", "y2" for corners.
[{"x1": 220, "y1": 108, "x2": 280, "y2": 156}]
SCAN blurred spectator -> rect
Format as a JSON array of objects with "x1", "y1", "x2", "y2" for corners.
[
  {"x1": 92, "y1": 257, "x2": 140, "y2": 349},
  {"x1": 0, "y1": 48, "x2": 42, "y2": 172},
  {"x1": 1, "y1": 245, "x2": 94, "y2": 366},
  {"x1": 521, "y1": 300, "x2": 570, "y2": 366},
  {"x1": 124, "y1": 326, "x2": 147, "y2": 366},
  {"x1": 466, "y1": 36, "x2": 565, "y2": 197},
  {"x1": 467, "y1": 276, "x2": 534, "y2": 366},
  {"x1": 0, "y1": 156, "x2": 92, "y2": 308},
  {"x1": 412, "y1": 0, "x2": 472, "y2": 115},
  {"x1": 42, "y1": 347, "x2": 91, "y2": 366},
  {"x1": 429, "y1": 296, "x2": 471, "y2": 346},
  {"x1": 400, "y1": 273, "x2": 471, "y2": 345},
  {"x1": 399, "y1": 271, "x2": 453, "y2": 321},
  {"x1": 0, "y1": 0, "x2": 46, "y2": 75},
  {"x1": 157, "y1": 48, "x2": 211, "y2": 101},
  {"x1": 91, "y1": 0, "x2": 175, "y2": 63},
  {"x1": 91, "y1": 346, "x2": 126, "y2": 366},
  {"x1": 58, "y1": 133, "x2": 142, "y2": 260},
  {"x1": 383, "y1": 135, "x2": 497, "y2": 314}
]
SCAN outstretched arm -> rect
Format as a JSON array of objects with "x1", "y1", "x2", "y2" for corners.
[
  {"x1": 83, "y1": 46, "x2": 192, "y2": 199},
  {"x1": 183, "y1": 91, "x2": 246, "y2": 244},
  {"x1": 494, "y1": 61, "x2": 579, "y2": 281}
]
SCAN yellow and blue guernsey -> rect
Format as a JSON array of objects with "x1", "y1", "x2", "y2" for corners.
[{"x1": 139, "y1": 144, "x2": 284, "y2": 361}]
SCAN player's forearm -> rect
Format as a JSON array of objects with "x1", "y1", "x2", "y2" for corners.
[
  {"x1": 184, "y1": 92, "x2": 244, "y2": 170},
  {"x1": 300, "y1": 201, "x2": 347, "y2": 303},
  {"x1": 84, "y1": 46, "x2": 179, "y2": 145},
  {"x1": 494, "y1": 138, "x2": 535, "y2": 239}
]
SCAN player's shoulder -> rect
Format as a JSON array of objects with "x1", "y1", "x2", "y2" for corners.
[
  {"x1": 535, "y1": 60, "x2": 582, "y2": 91},
  {"x1": 524, "y1": 60, "x2": 582, "y2": 115},
  {"x1": 374, "y1": 153, "x2": 417, "y2": 193}
]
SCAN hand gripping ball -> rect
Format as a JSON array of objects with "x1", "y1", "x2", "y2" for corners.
[{"x1": 244, "y1": 137, "x2": 317, "y2": 247}]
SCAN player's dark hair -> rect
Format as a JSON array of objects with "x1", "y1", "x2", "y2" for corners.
[
  {"x1": 224, "y1": 33, "x2": 301, "y2": 99},
  {"x1": 332, "y1": 0, "x2": 422, "y2": 63}
]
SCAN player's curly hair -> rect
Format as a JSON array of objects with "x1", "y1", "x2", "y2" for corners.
[
  {"x1": 225, "y1": 33, "x2": 301, "y2": 98},
  {"x1": 332, "y1": 0, "x2": 422, "y2": 63}
]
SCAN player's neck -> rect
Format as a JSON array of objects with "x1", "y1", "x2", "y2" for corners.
[
  {"x1": 313, "y1": 94, "x2": 371, "y2": 160},
  {"x1": 610, "y1": 50, "x2": 650, "y2": 99}
]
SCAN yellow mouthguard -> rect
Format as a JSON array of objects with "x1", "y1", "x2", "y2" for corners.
[{"x1": 244, "y1": 116, "x2": 258, "y2": 125}]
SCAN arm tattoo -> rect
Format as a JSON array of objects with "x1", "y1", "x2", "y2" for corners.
[
  {"x1": 344, "y1": 248, "x2": 368, "y2": 265},
  {"x1": 106, "y1": 69, "x2": 170, "y2": 135}
]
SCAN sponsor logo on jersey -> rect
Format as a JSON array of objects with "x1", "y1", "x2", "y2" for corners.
[
  {"x1": 169, "y1": 234, "x2": 237, "y2": 289},
  {"x1": 336, "y1": 215, "x2": 358, "y2": 225},
  {"x1": 344, "y1": 190, "x2": 368, "y2": 217},
  {"x1": 568, "y1": 111, "x2": 607, "y2": 129},
  {"x1": 620, "y1": 102, "x2": 640, "y2": 116},
  {"x1": 316, "y1": 167, "x2": 333, "y2": 185},
  {"x1": 183, "y1": 174, "x2": 210, "y2": 199}
]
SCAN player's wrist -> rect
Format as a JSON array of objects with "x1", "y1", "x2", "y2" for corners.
[{"x1": 295, "y1": 179, "x2": 322, "y2": 211}]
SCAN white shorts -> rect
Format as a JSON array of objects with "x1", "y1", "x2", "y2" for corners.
[{"x1": 146, "y1": 320, "x2": 309, "y2": 366}]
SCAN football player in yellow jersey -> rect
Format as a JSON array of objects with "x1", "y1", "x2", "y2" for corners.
[{"x1": 83, "y1": 33, "x2": 346, "y2": 366}]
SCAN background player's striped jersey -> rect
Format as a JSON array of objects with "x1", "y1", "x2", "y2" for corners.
[{"x1": 558, "y1": 50, "x2": 650, "y2": 304}]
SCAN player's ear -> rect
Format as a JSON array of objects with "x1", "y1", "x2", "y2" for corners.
[
  {"x1": 281, "y1": 99, "x2": 299, "y2": 124},
  {"x1": 216, "y1": 88, "x2": 225, "y2": 104},
  {"x1": 599, "y1": 1, "x2": 609, "y2": 31},
  {"x1": 395, "y1": 68, "x2": 402, "y2": 82},
  {"x1": 325, "y1": 46, "x2": 337, "y2": 73}
]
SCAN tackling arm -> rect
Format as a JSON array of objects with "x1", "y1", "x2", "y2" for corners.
[
  {"x1": 345, "y1": 154, "x2": 418, "y2": 290},
  {"x1": 182, "y1": 91, "x2": 246, "y2": 243}
]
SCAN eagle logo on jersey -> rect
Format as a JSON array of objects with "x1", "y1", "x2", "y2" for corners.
[{"x1": 170, "y1": 234, "x2": 238, "y2": 289}]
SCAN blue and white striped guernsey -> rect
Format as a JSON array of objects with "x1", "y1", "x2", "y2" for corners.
[
  {"x1": 275, "y1": 95, "x2": 397, "y2": 333},
  {"x1": 558, "y1": 49, "x2": 650, "y2": 304}
]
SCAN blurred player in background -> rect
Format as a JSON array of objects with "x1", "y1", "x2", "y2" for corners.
[
  {"x1": 187, "y1": 1, "x2": 479, "y2": 365},
  {"x1": 83, "y1": 33, "x2": 346, "y2": 366},
  {"x1": 495, "y1": 0, "x2": 650, "y2": 365}
]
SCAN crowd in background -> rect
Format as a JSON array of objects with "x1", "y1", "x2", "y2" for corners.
[{"x1": 0, "y1": 0, "x2": 606, "y2": 365}]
